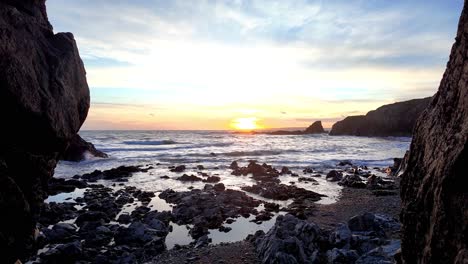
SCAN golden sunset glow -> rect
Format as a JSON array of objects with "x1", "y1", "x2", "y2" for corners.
[{"x1": 230, "y1": 117, "x2": 261, "y2": 130}]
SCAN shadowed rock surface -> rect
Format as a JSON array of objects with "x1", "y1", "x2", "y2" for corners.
[
  {"x1": 61, "y1": 134, "x2": 108, "y2": 162},
  {"x1": 400, "y1": 3, "x2": 468, "y2": 264},
  {"x1": 329, "y1": 97, "x2": 431, "y2": 136},
  {"x1": 0, "y1": 0, "x2": 89, "y2": 262}
]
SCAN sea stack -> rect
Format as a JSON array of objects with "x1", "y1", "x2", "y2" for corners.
[
  {"x1": 0, "y1": 0, "x2": 90, "y2": 262},
  {"x1": 400, "y1": 2, "x2": 468, "y2": 263},
  {"x1": 304, "y1": 121, "x2": 325, "y2": 134}
]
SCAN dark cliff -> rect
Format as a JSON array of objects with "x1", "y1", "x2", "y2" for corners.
[
  {"x1": 400, "y1": 2, "x2": 468, "y2": 264},
  {"x1": 329, "y1": 97, "x2": 431, "y2": 137},
  {"x1": 0, "y1": 0, "x2": 90, "y2": 262}
]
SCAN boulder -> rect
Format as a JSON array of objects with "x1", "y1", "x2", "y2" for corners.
[
  {"x1": 0, "y1": 0, "x2": 89, "y2": 261},
  {"x1": 252, "y1": 214, "x2": 322, "y2": 263},
  {"x1": 61, "y1": 134, "x2": 108, "y2": 161},
  {"x1": 400, "y1": 3, "x2": 468, "y2": 263},
  {"x1": 339, "y1": 174, "x2": 366, "y2": 188},
  {"x1": 326, "y1": 170, "x2": 343, "y2": 182},
  {"x1": 329, "y1": 97, "x2": 431, "y2": 136}
]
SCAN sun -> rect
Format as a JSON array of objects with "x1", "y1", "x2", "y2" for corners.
[{"x1": 230, "y1": 117, "x2": 261, "y2": 130}]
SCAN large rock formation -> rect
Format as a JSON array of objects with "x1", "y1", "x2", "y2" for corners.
[
  {"x1": 0, "y1": 0, "x2": 89, "y2": 262},
  {"x1": 329, "y1": 97, "x2": 431, "y2": 137},
  {"x1": 61, "y1": 134, "x2": 108, "y2": 162},
  {"x1": 400, "y1": 3, "x2": 468, "y2": 264}
]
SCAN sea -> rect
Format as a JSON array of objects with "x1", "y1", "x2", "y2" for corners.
[{"x1": 51, "y1": 130, "x2": 411, "y2": 248}]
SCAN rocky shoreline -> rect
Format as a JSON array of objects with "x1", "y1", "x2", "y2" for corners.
[{"x1": 27, "y1": 159, "x2": 401, "y2": 264}]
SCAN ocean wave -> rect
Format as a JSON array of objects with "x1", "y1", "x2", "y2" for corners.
[
  {"x1": 222, "y1": 150, "x2": 283, "y2": 157},
  {"x1": 123, "y1": 140, "x2": 179, "y2": 145}
]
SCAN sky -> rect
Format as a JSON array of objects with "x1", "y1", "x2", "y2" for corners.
[{"x1": 47, "y1": 0, "x2": 464, "y2": 130}]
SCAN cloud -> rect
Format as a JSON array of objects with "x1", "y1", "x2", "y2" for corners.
[{"x1": 45, "y1": 0, "x2": 462, "y2": 129}]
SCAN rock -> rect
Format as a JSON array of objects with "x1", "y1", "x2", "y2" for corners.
[
  {"x1": 213, "y1": 183, "x2": 225, "y2": 192},
  {"x1": 80, "y1": 165, "x2": 148, "y2": 182},
  {"x1": 347, "y1": 213, "x2": 400, "y2": 238},
  {"x1": 194, "y1": 235, "x2": 211, "y2": 248},
  {"x1": 304, "y1": 121, "x2": 325, "y2": 134},
  {"x1": 159, "y1": 188, "x2": 261, "y2": 235},
  {"x1": 329, "y1": 224, "x2": 352, "y2": 248},
  {"x1": 327, "y1": 248, "x2": 359, "y2": 264},
  {"x1": 252, "y1": 214, "x2": 322, "y2": 263},
  {"x1": 326, "y1": 170, "x2": 343, "y2": 182},
  {"x1": 176, "y1": 174, "x2": 203, "y2": 182},
  {"x1": 117, "y1": 213, "x2": 132, "y2": 224},
  {"x1": 297, "y1": 177, "x2": 319, "y2": 184},
  {"x1": 400, "y1": 4, "x2": 468, "y2": 263},
  {"x1": 339, "y1": 174, "x2": 366, "y2": 188},
  {"x1": 189, "y1": 225, "x2": 209, "y2": 240},
  {"x1": 39, "y1": 202, "x2": 78, "y2": 226},
  {"x1": 203, "y1": 176, "x2": 221, "y2": 183},
  {"x1": 218, "y1": 226, "x2": 232, "y2": 233},
  {"x1": 170, "y1": 165, "x2": 186, "y2": 172},
  {"x1": 394, "y1": 151, "x2": 409, "y2": 177},
  {"x1": 266, "y1": 121, "x2": 325, "y2": 135},
  {"x1": 338, "y1": 160, "x2": 353, "y2": 166},
  {"x1": 114, "y1": 221, "x2": 168, "y2": 247},
  {"x1": 231, "y1": 161, "x2": 280, "y2": 183},
  {"x1": 47, "y1": 177, "x2": 87, "y2": 195},
  {"x1": 61, "y1": 134, "x2": 108, "y2": 161},
  {"x1": 42, "y1": 223, "x2": 77, "y2": 243},
  {"x1": 136, "y1": 191, "x2": 155, "y2": 203},
  {"x1": 75, "y1": 211, "x2": 110, "y2": 227},
  {"x1": 329, "y1": 97, "x2": 431, "y2": 136},
  {"x1": 0, "y1": 0, "x2": 90, "y2": 261},
  {"x1": 196, "y1": 165, "x2": 205, "y2": 170},
  {"x1": 241, "y1": 182, "x2": 325, "y2": 201},
  {"x1": 229, "y1": 161, "x2": 239, "y2": 170},
  {"x1": 280, "y1": 166, "x2": 292, "y2": 175},
  {"x1": 355, "y1": 246, "x2": 394, "y2": 264},
  {"x1": 366, "y1": 175, "x2": 395, "y2": 190},
  {"x1": 40, "y1": 240, "x2": 83, "y2": 263}
]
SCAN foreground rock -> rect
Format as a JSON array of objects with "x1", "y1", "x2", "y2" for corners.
[
  {"x1": 400, "y1": 3, "x2": 468, "y2": 263},
  {"x1": 35, "y1": 184, "x2": 171, "y2": 263},
  {"x1": 231, "y1": 161, "x2": 280, "y2": 183},
  {"x1": 249, "y1": 213, "x2": 401, "y2": 264},
  {"x1": 159, "y1": 185, "x2": 261, "y2": 238},
  {"x1": 329, "y1": 97, "x2": 431, "y2": 136},
  {"x1": 61, "y1": 134, "x2": 108, "y2": 162},
  {"x1": 0, "y1": 1, "x2": 90, "y2": 261},
  {"x1": 78, "y1": 165, "x2": 151, "y2": 182}
]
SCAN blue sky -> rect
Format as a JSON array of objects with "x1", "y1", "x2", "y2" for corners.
[{"x1": 47, "y1": 0, "x2": 464, "y2": 130}]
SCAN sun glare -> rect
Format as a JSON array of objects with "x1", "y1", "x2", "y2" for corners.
[{"x1": 231, "y1": 117, "x2": 261, "y2": 130}]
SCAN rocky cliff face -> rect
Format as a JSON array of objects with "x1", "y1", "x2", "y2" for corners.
[
  {"x1": 400, "y1": 3, "x2": 468, "y2": 264},
  {"x1": 0, "y1": 0, "x2": 89, "y2": 262},
  {"x1": 329, "y1": 97, "x2": 431, "y2": 137}
]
